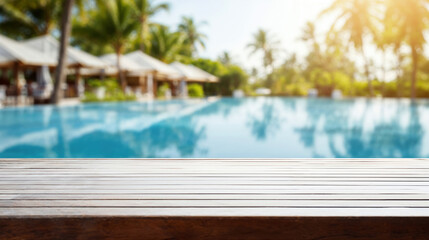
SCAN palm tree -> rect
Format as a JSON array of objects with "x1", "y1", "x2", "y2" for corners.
[
  {"x1": 219, "y1": 51, "x2": 232, "y2": 66},
  {"x1": 73, "y1": 0, "x2": 138, "y2": 90},
  {"x1": 247, "y1": 29, "x2": 280, "y2": 77},
  {"x1": 300, "y1": 21, "x2": 320, "y2": 52},
  {"x1": 0, "y1": 0, "x2": 84, "y2": 39},
  {"x1": 0, "y1": 0, "x2": 60, "y2": 38},
  {"x1": 374, "y1": 28, "x2": 391, "y2": 95},
  {"x1": 300, "y1": 21, "x2": 324, "y2": 71},
  {"x1": 384, "y1": 0, "x2": 429, "y2": 100},
  {"x1": 178, "y1": 16, "x2": 207, "y2": 57},
  {"x1": 147, "y1": 25, "x2": 186, "y2": 63},
  {"x1": 51, "y1": 0, "x2": 75, "y2": 104},
  {"x1": 131, "y1": 0, "x2": 170, "y2": 52},
  {"x1": 320, "y1": 0, "x2": 379, "y2": 97}
]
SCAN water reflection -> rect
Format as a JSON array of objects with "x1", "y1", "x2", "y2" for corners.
[
  {"x1": 293, "y1": 99, "x2": 427, "y2": 158},
  {"x1": 0, "y1": 100, "x2": 211, "y2": 158},
  {"x1": 246, "y1": 98, "x2": 283, "y2": 141},
  {"x1": 326, "y1": 102, "x2": 424, "y2": 158},
  {"x1": 0, "y1": 97, "x2": 428, "y2": 158}
]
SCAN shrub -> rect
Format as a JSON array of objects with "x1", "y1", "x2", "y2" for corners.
[
  {"x1": 82, "y1": 92, "x2": 100, "y2": 103},
  {"x1": 83, "y1": 78, "x2": 136, "y2": 103},
  {"x1": 190, "y1": 58, "x2": 227, "y2": 77},
  {"x1": 383, "y1": 81, "x2": 399, "y2": 98},
  {"x1": 219, "y1": 65, "x2": 249, "y2": 96},
  {"x1": 285, "y1": 83, "x2": 308, "y2": 96},
  {"x1": 189, "y1": 58, "x2": 249, "y2": 96},
  {"x1": 87, "y1": 78, "x2": 120, "y2": 92},
  {"x1": 352, "y1": 81, "x2": 370, "y2": 97},
  {"x1": 82, "y1": 91, "x2": 136, "y2": 103},
  {"x1": 188, "y1": 84, "x2": 205, "y2": 98},
  {"x1": 157, "y1": 83, "x2": 171, "y2": 99},
  {"x1": 417, "y1": 81, "x2": 429, "y2": 98}
]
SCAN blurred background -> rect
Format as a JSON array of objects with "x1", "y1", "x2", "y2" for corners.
[
  {"x1": 1, "y1": 0, "x2": 429, "y2": 159},
  {"x1": 1, "y1": 0, "x2": 429, "y2": 100}
]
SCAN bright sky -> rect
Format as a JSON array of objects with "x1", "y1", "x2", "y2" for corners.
[{"x1": 153, "y1": 0, "x2": 335, "y2": 71}]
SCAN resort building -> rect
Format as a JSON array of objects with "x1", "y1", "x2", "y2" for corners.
[
  {"x1": 97, "y1": 54, "x2": 152, "y2": 97},
  {"x1": 0, "y1": 34, "x2": 56, "y2": 105},
  {"x1": 125, "y1": 51, "x2": 181, "y2": 97},
  {"x1": 170, "y1": 62, "x2": 219, "y2": 97},
  {"x1": 22, "y1": 35, "x2": 106, "y2": 99},
  {"x1": 0, "y1": 34, "x2": 220, "y2": 105}
]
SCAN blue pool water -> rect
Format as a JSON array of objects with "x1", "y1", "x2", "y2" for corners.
[{"x1": 0, "y1": 97, "x2": 428, "y2": 158}]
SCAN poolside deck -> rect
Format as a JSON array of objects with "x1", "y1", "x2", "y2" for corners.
[{"x1": 0, "y1": 159, "x2": 429, "y2": 239}]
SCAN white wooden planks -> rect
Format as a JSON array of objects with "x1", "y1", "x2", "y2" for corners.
[{"x1": 0, "y1": 159, "x2": 428, "y2": 217}]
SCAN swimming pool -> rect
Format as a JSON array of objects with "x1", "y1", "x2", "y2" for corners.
[{"x1": 0, "y1": 97, "x2": 428, "y2": 158}]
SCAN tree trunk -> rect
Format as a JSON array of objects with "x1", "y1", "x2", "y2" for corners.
[
  {"x1": 13, "y1": 62, "x2": 19, "y2": 105},
  {"x1": 139, "y1": 40, "x2": 145, "y2": 53},
  {"x1": 361, "y1": 47, "x2": 373, "y2": 98},
  {"x1": 411, "y1": 46, "x2": 418, "y2": 101},
  {"x1": 395, "y1": 51, "x2": 403, "y2": 98},
  {"x1": 51, "y1": 0, "x2": 75, "y2": 104},
  {"x1": 75, "y1": 66, "x2": 81, "y2": 98},
  {"x1": 116, "y1": 51, "x2": 126, "y2": 91},
  {"x1": 381, "y1": 50, "x2": 387, "y2": 97},
  {"x1": 139, "y1": 19, "x2": 146, "y2": 52}
]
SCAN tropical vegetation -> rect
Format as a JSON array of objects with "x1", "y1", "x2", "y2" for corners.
[
  {"x1": 187, "y1": 84, "x2": 204, "y2": 98},
  {"x1": 2, "y1": 0, "x2": 429, "y2": 100},
  {"x1": 73, "y1": 0, "x2": 139, "y2": 91},
  {"x1": 246, "y1": 0, "x2": 429, "y2": 99},
  {"x1": 131, "y1": 0, "x2": 170, "y2": 52},
  {"x1": 83, "y1": 78, "x2": 136, "y2": 102}
]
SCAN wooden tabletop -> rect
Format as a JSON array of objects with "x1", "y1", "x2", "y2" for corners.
[{"x1": 1, "y1": 158, "x2": 429, "y2": 217}]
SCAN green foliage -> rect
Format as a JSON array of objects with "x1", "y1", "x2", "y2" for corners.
[
  {"x1": 285, "y1": 83, "x2": 309, "y2": 97},
  {"x1": 73, "y1": 0, "x2": 138, "y2": 88},
  {"x1": 83, "y1": 91, "x2": 136, "y2": 103},
  {"x1": 83, "y1": 78, "x2": 136, "y2": 103},
  {"x1": 189, "y1": 58, "x2": 227, "y2": 77},
  {"x1": 5, "y1": 0, "x2": 429, "y2": 100},
  {"x1": 247, "y1": 29, "x2": 280, "y2": 71},
  {"x1": 72, "y1": 0, "x2": 139, "y2": 54},
  {"x1": 156, "y1": 83, "x2": 170, "y2": 99},
  {"x1": 219, "y1": 65, "x2": 249, "y2": 96},
  {"x1": 384, "y1": 0, "x2": 429, "y2": 99},
  {"x1": 82, "y1": 92, "x2": 100, "y2": 103},
  {"x1": 321, "y1": 0, "x2": 379, "y2": 50},
  {"x1": 270, "y1": 54, "x2": 305, "y2": 96},
  {"x1": 105, "y1": 92, "x2": 137, "y2": 102},
  {"x1": 218, "y1": 51, "x2": 233, "y2": 66},
  {"x1": 185, "y1": 58, "x2": 249, "y2": 96},
  {"x1": 178, "y1": 16, "x2": 207, "y2": 57},
  {"x1": 87, "y1": 79, "x2": 103, "y2": 88},
  {"x1": 416, "y1": 81, "x2": 429, "y2": 98},
  {"x1": 383, "y1": 81, "x2": 399, "y2": 98},
  {"x1": 147, "y1": 25, "x2": 186, "y2": 63},
  {"x1": 187, "y1": 84, "x2": 205, "y2": 98},
  {"x1": 346, "y1": 80, "x2": 429, "y2": 99},
  {"x1": 0, "y1": 0, "x2": 62, "y2": 39},
  {"x1": 188, "y1": 58, "x2": 227, "y2": 96},
  {"x1": 308, "y1": 69, "x2": 353, "y2": 97},
  {"x1": 352, "y1": 81, "x2": 371, "y2": 97},
  {"x1": 131, "y1": 0, "x2": 170, "y2": 52},
  {"x1": 87, "y1": 78, "x2": 121, "y2": 92}
]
